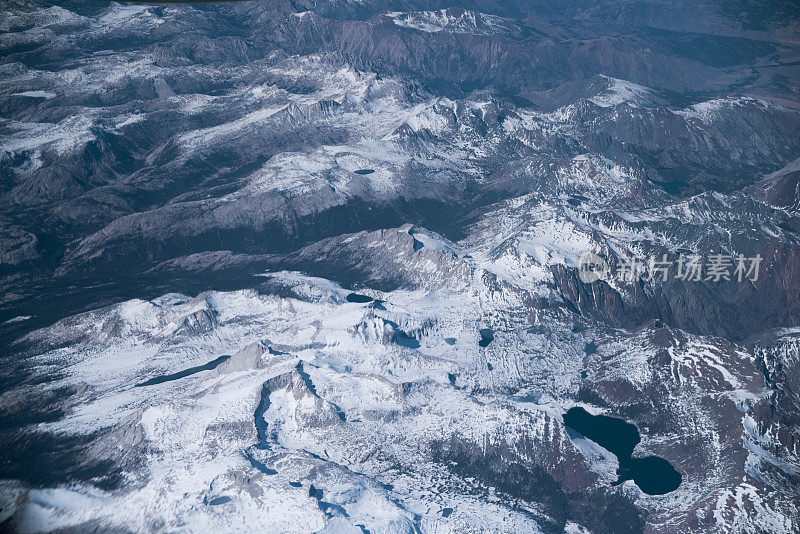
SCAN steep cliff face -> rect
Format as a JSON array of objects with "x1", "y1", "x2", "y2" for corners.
[{"x1": 1, "y1": 1, "x2": 799, "y2": 532}]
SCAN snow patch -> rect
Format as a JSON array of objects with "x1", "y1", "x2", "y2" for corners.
[
  {"x1": 589, "y1": 76, "x2": 652, "y2": 108},
  {"x1": 387, "y1": 9, "x2": 513, "y2": 35},
  {"x1": 12, "y1": 91, "x2": 55, "y2": 99}
]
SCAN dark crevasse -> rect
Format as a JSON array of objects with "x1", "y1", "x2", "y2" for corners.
[
  {"x1": 253, "y1": 383, "x2": 272, "y2": 450},
  {"x1": 563, "y1": 407, "x2": 681, "y2": 495},
  {"x1": 242, "y1": 383, "x2": 278, "y2": 475},
  {"x1": 135, "y1": 355, "x2": 230, "y2": 387}
]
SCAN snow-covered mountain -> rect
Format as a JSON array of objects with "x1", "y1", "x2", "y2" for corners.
[{"x1": 1, "y1": 1, "x2": 799, "y2": 533}]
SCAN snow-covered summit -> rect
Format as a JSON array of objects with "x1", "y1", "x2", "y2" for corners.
[{"x1": 385, "y1": 8, "x2": 516, "y2": 36}]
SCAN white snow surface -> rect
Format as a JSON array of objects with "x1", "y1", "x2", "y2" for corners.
[
  {"x1": 5, "y1": 212, "x2": 793, "y2": 532},
  {"x1": 386, "y1": 10, "x2": 515, "y2": 36}
]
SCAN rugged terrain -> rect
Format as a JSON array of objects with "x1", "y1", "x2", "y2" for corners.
[{"x1": 1, "y1": 1, "x2": 799, "y2": 532}]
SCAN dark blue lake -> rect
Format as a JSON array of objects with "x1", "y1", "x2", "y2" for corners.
[
  {"x1": 346, "y1": 292, "x2": 373, "y2": 303},
  {"x1": 478, "y1": 328, "x2": 494, "y2": 347},
  {"x1": 564, "y1": 406, "x2": 681, "y2": 495}
]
